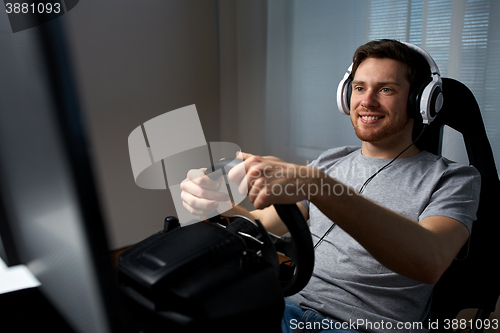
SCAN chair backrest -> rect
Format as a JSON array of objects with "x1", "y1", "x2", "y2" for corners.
[{"x1": 415, "y1": 78, "x2": 500, "y2": 326}]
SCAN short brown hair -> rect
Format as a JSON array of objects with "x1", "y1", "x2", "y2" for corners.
[{"x1": 352, "y1": 39, "x2": 431, "y2": 92}]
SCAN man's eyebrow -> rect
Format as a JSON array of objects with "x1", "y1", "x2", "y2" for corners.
[{"x1": 351, "y1": 80, "x2": 402, "y2": 86}]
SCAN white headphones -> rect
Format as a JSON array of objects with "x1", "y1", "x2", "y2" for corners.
[{"x1": 336, "y1": 42, "x2": 443, "y2": 125}]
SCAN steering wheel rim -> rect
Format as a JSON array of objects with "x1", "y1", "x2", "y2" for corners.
[
  {"x1": 273, "y1": 204, "x2": 314, "y2": 296},
  {"x1": 207, "y1": 159, "x2": 314, "y2": 297}
]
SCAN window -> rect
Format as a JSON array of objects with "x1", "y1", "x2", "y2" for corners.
[{"x1": 267, "y1": 0, "x2": 500, "y2": 166}]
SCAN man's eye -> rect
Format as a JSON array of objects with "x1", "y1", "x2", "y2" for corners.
[{"x1": 381, "y1": 88, "x2": 391, "y2": 93}]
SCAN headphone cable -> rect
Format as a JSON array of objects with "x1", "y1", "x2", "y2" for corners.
[{"x1": 358, "y1": 124, "x2": 428, "y2": 194}]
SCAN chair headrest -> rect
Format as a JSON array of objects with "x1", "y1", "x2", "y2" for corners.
[{"x1": 417, "y1": 78, "x2": 498, "y2": 179}]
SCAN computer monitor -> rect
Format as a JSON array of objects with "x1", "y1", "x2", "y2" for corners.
[
  {"x1": 0, "y1": 13, "x2": 138, "y2": 333},
  {"x1": 0, "y1": 189, "x2": 20, "y2": 267}
]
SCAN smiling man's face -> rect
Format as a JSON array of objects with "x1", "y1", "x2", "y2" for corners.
[{"x1": 350, "y1": 57, "x2": 413, "y2": 147}]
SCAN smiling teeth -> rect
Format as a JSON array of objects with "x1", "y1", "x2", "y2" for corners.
[{"x1": 361, "y1": 116, "x2": 383, "y2": 120}]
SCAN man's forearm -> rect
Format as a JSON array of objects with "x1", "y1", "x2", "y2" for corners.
[
  {"x1": 220, "y1": 203, "x2": 255, "y2": 220},
  {"x1": 221, "y1": 204, "x2": 291, "y2": 236}
]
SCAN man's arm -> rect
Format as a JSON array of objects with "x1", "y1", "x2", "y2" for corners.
[
  {"x1": 311, "y1": 182, "x2": 469, "y2": 284},
  {"x1": 194, "y1": 200, "x2": 309, "y2": 237},
  {"x1": 250, "y1": 203, "x2": 309, "y2": 236},
  {"x1": 235, "y1": 153, "x2": 470, "y2": 285}
]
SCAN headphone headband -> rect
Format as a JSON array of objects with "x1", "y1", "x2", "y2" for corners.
[
  {"x1": 402, "y1": 42, "x2": 440, "y2": 76},
  {"x1": 336, "y1": 41, "x2": 443, "y2": 125}
]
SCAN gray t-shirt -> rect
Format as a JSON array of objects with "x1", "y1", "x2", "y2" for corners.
[{"x1": 287, "y1": 146, "x2": 481, "y2": 333}]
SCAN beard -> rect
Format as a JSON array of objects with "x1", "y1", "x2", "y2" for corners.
[{"x1": 351, "y1": 109, "x2": 412, "y2": 144}]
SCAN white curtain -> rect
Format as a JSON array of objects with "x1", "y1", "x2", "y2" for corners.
[{"x1": 219, "y1": 0, "x2": 500, "y2": 167}]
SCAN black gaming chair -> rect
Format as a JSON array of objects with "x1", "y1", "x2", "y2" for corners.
[{"x1": 415, "y1": 78, "x2": 500, "y2": 332}]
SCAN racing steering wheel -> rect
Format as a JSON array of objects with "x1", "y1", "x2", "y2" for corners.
[
  {"x1": 206, "y1": 158, "x2": 315, "y2": 296},
  {"x1": 117, "y1": 158, "x2": 315, "y2": 330}
]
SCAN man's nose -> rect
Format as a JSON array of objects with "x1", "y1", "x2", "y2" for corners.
[{"x1": 361, "y1": 90, "x2": 379, "y2": 108}]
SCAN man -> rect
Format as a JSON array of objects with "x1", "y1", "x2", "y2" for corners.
[{"x1": 180, "y1": 39, "x2": 480, "y2": 332}]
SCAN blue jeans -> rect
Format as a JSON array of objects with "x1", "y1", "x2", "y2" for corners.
[{"x1": 281, "y1": 300, "x2": 359, "y2": 333}]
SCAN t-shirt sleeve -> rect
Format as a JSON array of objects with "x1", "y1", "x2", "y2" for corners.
[
  {"x1": 418, "y1": 163, "x2": 481, "y2": 259},
  {"x1": 418, "y1": 164, "x2": 481, "y2": 233}
]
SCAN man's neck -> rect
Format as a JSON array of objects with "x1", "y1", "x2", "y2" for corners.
[{"x1": 361, "y1": 140, "x2": 421, "y2": 159}]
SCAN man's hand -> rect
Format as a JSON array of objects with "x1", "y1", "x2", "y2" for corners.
[
  {"x1": 179, "y1": 153, "x2": 310, "y2": 235},
  {"x1": 180, "y1": 168, "x2": 230, "y2": 217},
  {"x1": 228, "y1": 152, "x2": 323, "y2": 209}
]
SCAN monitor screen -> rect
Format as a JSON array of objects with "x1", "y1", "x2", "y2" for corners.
[{"x1": 0, "y1": 12, "x2": 130, "y2": 333}]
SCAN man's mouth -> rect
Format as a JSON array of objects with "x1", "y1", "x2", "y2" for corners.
[{"x1": 360, "y1": 115, "x2": 385, "y2": 121}]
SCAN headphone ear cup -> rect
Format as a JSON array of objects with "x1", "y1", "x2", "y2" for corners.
[
  {"x1": 407, "y1": 84, "x2": 424, "y2": 119},
  {"x1": 419, "y1": 81, "x2": 444, "y2": 124},
  {"x1": 345, "y1": 79, "x2": 352, "y2": 113},
  {"x1": 428, "y1": 84, "x2": 443, "y2": 120},
  {"x1": 337, "y1": 74, "x2": 352, "y2": 115}
]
